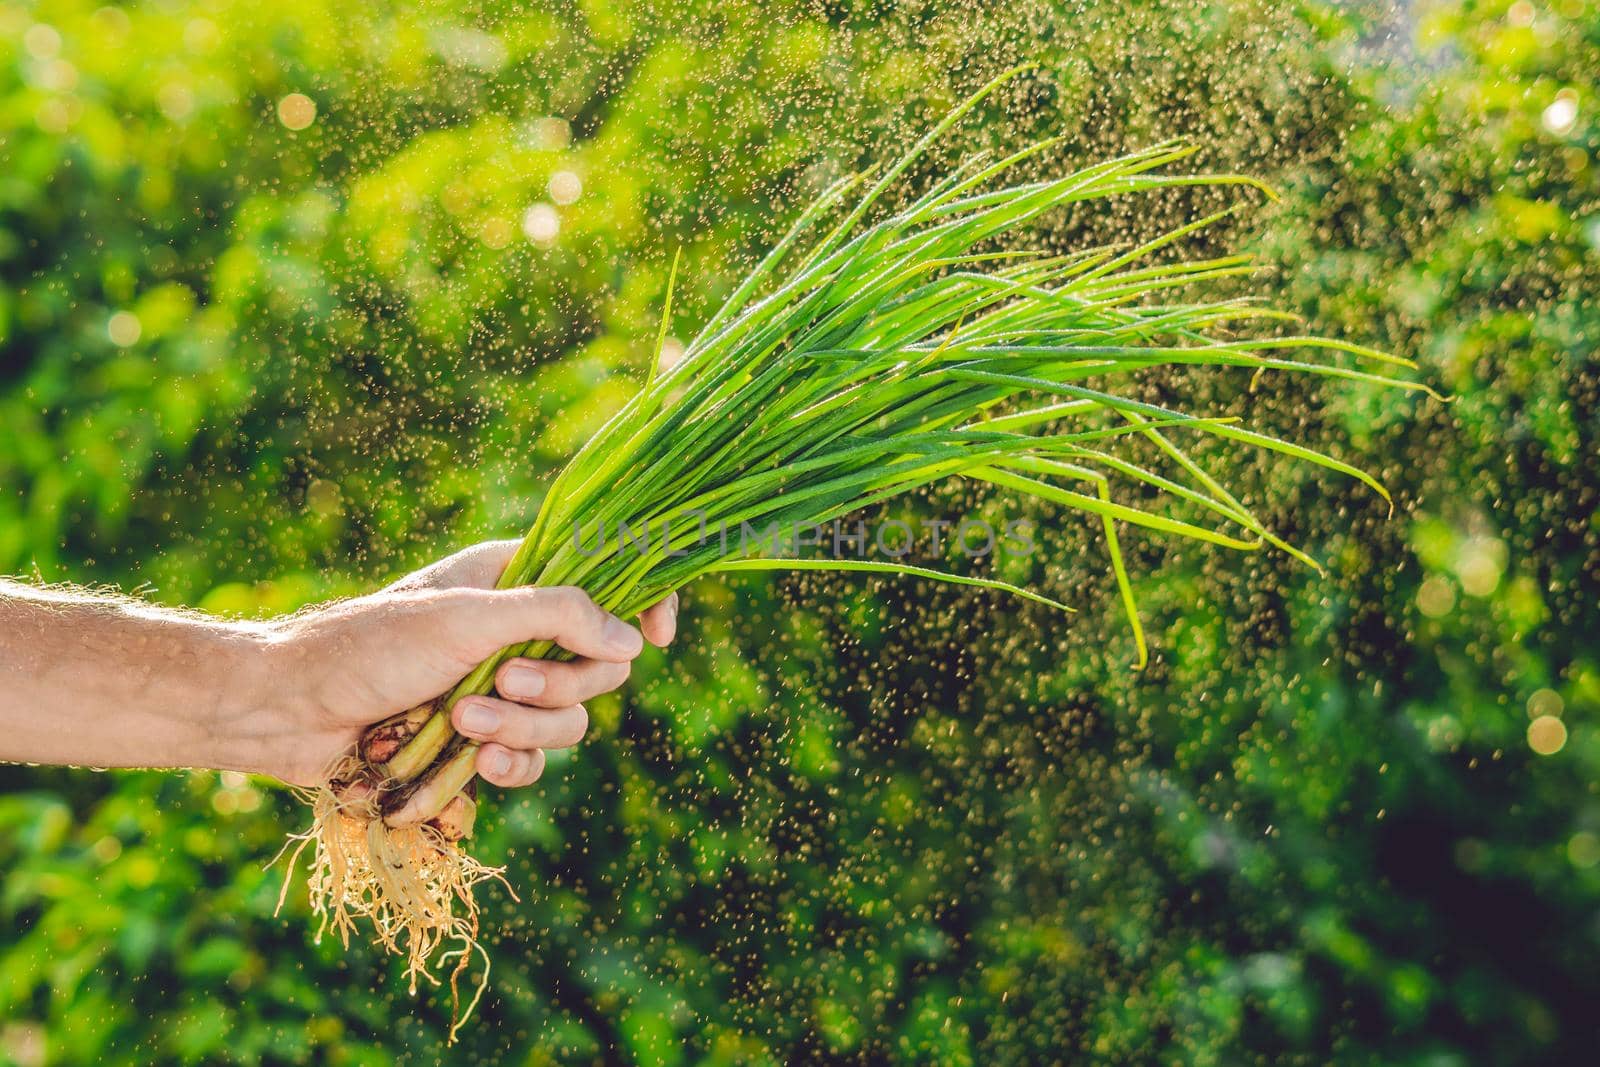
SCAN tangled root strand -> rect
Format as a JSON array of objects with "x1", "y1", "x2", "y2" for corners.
[{"x1": 274, "y1": 756, "x2": 514, "y2": 1041}]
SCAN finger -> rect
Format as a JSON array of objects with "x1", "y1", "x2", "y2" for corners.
[
  {"x1": 639, "y1": 592, "x2": 679, "y2": 648},
  {"x1": 453, "y1": 696, "x2": 589, "y2": 750},
  {"x1": 388, "y1": 540, "x2": 522, "y2": 592},
  {"x1": 384, "y1": 765, "x2": 465, "y2": 827},
  {"x1": 495, "y1": 657, "x2": 629, "y2": 707},
  {"x1": 427, "y1": 792, "x2": 476, "y2": 842},
  {"x1": 430, "y1": 585, "x2": 643, "y2": 663},
  {"x1": 477, "y1": 743, "x2": 546, "y2": 789}
]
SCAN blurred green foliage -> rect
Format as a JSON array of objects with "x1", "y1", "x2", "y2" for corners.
[{"x1": 2, "y1": 0, "x2": 1597, "y2": 1063}]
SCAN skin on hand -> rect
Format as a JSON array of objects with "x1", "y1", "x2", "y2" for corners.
[
  {"x1": 0, "y1": 541, "x2": 673, "y2": 803},
  {"x1": 261, "y1": 540, "x2": 678, "y2": 802}
]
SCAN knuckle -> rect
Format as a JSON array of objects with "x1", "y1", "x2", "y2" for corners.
[
  {"x1": 552, "y1": 585, "x2": 588, "y2": 608},
  {"x1": 422, "y1": 589, "x2": 492, "y2": 652},
  {"x1": 469, "y1": 540, "x2": 518, "y2": 576},
  {"x1": 541, "y1": 586, "x2": 591, "y2": 625},
  {"x1": 565, "y1": 586, "x2": 604, "y2": 623}
]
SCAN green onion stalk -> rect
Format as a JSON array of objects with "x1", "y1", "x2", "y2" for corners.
[{"x1": 282, "y1": 68, "x2": 1431, "y2": 1034}]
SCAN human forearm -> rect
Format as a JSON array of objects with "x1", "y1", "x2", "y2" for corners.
[
  {"x1": 0, "y1": 580, "x2": 283, "y2": 773},
  {"x1": 0, "y1": 547, "x2": 675, "y2": 795}
]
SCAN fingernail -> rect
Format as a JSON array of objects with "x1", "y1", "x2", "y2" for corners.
[
  {"x1": 459, "y1": 702, "x2": 500, "y2": 736},
  {"x1": 604, "y1": 615, "x2": 642, "y2": 653},
  {"x1": 502, "y1": 665, "x2": 545, "y2": 699},
  {"x1": 488, "y1": 750, "x2": 513, "y2": 777}
]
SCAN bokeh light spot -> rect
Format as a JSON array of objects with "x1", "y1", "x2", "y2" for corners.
[
  {"x1": 183, "y1": 18, "x2": 219, "y2": 53},
  {"x1": 107, "y1": 311, "x2": 141, "y2": 346},
  {"x1": 91, "y1": 835, "x2": 122, "y2": 864},
  {"x1": 34, "y1": 59, "x2": 77, "y2": 92},
  {"x1": 277, "y1": 92, "x2": 316, "y2": 130},
  {"x1": 158, "y1": 82, "x2": 195, "y2": 122},
  {"x1": 521, "y1": 203, "x2": 560, "y2": 245},
  {"x1": 1456, "y1": 536, "x2": 1505, "y2": 597},
  {"x1": 1526, "y1": 688, "x2": 1563, "y2": 719},
  {"x1": 549, "y1": 170, "x2": 583, "y2": 205},
  {"x1": 1543, "y1": 90, "x2": 1578, "y2": 136},
  {"x1": 1569, "y1": 832, "x2": 1600, "y2": 869},
  {"x1": 658, "y1": 337, "x2": 686, "y2": 370},
  {"x1": 23, "y1": 23, "x2": 61, "y2": 60},
  {"x1": 34, "y1": 98, "x2": 71, "y2": 133},
  {"x1": 479, "y1": 216, "x2": 514, "y2": 249},
  {"x1": 1417, "y1": 575, "x2": 1456, "y2": 617},
  {"x1": 525, "y1": 116, "x2": 571, "y2": 151},
  {"x1": 1527, "y1": 715, "x2": 1567, "y2": 756}
]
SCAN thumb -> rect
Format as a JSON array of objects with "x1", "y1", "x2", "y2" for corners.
[
  {"x1": 386, "y1": 539, "x2": 523, "y2": 592},
  {"x1": 419, "y1": 585, "x2": 644, "y2": 665}
]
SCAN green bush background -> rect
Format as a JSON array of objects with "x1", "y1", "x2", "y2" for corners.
[{"x1": 2, "y1": 0, "x2": 1596, "y2": 1062}]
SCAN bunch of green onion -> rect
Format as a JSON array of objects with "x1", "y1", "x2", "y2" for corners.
[{"x1": 290, "y1": 69, "x2": 1426, "y2": 1029}]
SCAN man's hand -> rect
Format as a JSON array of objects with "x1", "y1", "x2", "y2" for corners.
[
  {"x1": 267, "y1": 540, "x2": 678, "y2": 794},
  {"x1": 0, "y1": 543, "x2": 678, "y2": 797}
]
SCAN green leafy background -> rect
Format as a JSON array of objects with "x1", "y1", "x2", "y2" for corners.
[{"x1": 1, "y1": 0, "x2": 1596, "y2": 1063}]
